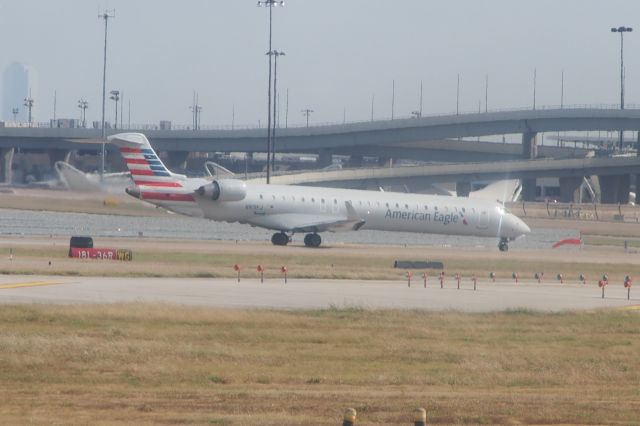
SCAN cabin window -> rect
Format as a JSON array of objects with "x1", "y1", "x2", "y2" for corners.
[
  {"x1": 434, "y1": 206, "x2": 438, "y2": 211},
  {"x1": 395, "y1": 203, "x2": 399, "y2": 208},
  {"x1": 259, "y1": 194, "x2": 263, "y2": 200},
  {"x1": 272, "y1": 195, "x2": 276, "y2": 200},
  {"x1": 312, "y1": 198, "x2": 315, "y2": 203},
  {"x1": 405, "y1": 204, "x2": 409, "y2": 209},
  {"x1": 321, "y1": 198, "x2": 325, "y2": 204},
  {"x1": 424, "y1": 205, "x2": 428, "y2": 210},
  {"x1": 301, "y1": 197, "x2": 305, "y2": 202},
  {"x1": 385, "y1": 203, "x2": 389, "y2": 208},
  {"x1": 462, "y1": 207, "x2": 466, "y2": 213},
  {"x1": 359, "y1": 201, "x2": 362, "y2": 206},
  {"x1": 282, "y1": 196, "x2": 286, "y2": 201},
  {"x1": 334, "y1": 199, "x2": 338, "y2": 204}
]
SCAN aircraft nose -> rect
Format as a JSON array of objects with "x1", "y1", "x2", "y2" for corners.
[
  {"x1": 510, "y1": 214, "x2": 530, "y2": 236},
  {"x1": 517, "y1": 216, "x2": 531, "y2": 235}
]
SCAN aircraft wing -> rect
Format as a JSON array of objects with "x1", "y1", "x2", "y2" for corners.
[{"x1": 246, "y1": 201, "x2": 365, "y2": 233}]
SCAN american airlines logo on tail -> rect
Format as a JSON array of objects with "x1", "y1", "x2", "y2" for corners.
[{"x1": 119, "y1": 146, "x2": 181, "y2": 187}]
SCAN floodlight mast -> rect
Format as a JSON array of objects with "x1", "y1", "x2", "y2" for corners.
[
  {"x1": 99, "y1": 9, "x2": 115, "y2": 181},
  {"x1": 257, "y1": 0, "x2": 285, "y2": 184},
  {"x1": 611, "y1": 26, "x2": 632, "y2": 149}
]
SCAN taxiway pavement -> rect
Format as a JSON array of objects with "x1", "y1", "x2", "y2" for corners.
[{"x1": 0, "y1": 275, "x2": 637, "y2": 312}]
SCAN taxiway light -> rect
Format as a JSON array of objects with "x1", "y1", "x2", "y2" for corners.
[
  {"x1": 512, "y1": 272, "x2": 518, "y2": 283},
  {"x1": 257, "y1": 265, "x2": 265, "y2": 283},
  {"x1": 557, "y1": 273, "x2": 563, "y2": 284},
  {"x1": 489, "y1": 272, "x2": 496, "y2": 282},
  {"x1": 414, "y1": 407, "x2": 427, "y2": 426},
  {"x1": 423, "y1": 272, "x2": 428, "y2": 288},
  {"x1": 407, "y1": 271, "x2": 413, "y2": 287},
  {"x1": 281, "y1": 266, "x2": 288, "y2": 284},
  {"x1": 343, "y1": 408, "x2": 357, "y2": 426}
]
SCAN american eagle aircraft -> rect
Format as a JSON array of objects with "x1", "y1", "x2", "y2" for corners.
[{"x1": 109, "y1": 133, "x2": 530, "y2": 251}]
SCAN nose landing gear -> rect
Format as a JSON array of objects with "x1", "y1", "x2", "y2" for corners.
[
  {"x1": 271, "y1": 232, "x2": 290, "y2": 246},
  {"x1": 498, "y1": 238, "x2": 509, "y2": 252},
  {"x1": 304, "y1": 233, "x2": 322, "y2": 248}
]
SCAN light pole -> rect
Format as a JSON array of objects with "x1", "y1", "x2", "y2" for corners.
[
  {"x1": 110, "y1": 90, "x2": 120, "y2": 129},
  {"x1": 23, "y1": 96, "x2": 34, "y2": 128},
  {"x1": 11, "y1": 108, "x2": 18, "y2": 122},
  {"x1": 257, "y1": 0, "x2": 285, "y2": 184},
  {"x1": 301, "y1": 108, "x2": 313, "y2": 127},
  {"x1": 190, "y1": 93, "x2": 202, "y2": 131},
  {"x1": 268, "y1": 50, "x2": 285, "y2": 170},
  {"x1": 99, "y1": 9, "x2": 115, "y2": 181},
  {"x1": 611, "y1": 26, "x2": 633, "y2": 149},
  {"x1": 78, "y1": 99, "x2": 88, "y2": 128}
]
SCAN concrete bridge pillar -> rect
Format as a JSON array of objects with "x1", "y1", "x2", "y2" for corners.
[
  {"x1": 1, "y1": 147, "x2": 14, "y2": 183},
  {"x1": 456, "y1": 181, "x2": 471, "y2": 197},
  {"x1": 521, "y1": 131, "x2": 538, "y2": 201},
  {"x1": 599, "y1": 174, "x2": 630, "y2": 204},
  {"x1": 377, "y1": 156, "x2": 392, "y2": 167},
  {"x1": 317, "y1": 149, "x2": 333, "y2": 168},
  {"x1": 559, "y1": 176, "x2": 583, "y2": 203},
  {"x1": 165, "y1": 151, "x2": 190, "y2": 170},
  {"x1": 347, "y1": 155, "x2": 363, "y2": 168}
]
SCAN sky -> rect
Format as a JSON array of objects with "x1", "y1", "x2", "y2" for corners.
[{"x1": 1, "y1": 0, "x2": 640, "y2": 128}]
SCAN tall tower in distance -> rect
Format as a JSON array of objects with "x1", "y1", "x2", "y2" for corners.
[{"x1": 2, "y1": 62, "x2": 38, "y2": 123}]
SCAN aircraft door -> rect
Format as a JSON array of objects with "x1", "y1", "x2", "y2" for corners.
[
  {"x1": 477, "y1": 210, "x2": 489, "y2": 229},
  {"x1": 331, "y1": 198, "x2": 339, "y2": 214}
]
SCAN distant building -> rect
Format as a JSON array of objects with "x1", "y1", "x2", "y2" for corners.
[{"x1": 2, "y1": 62, "x2": 38, "y2": 122}]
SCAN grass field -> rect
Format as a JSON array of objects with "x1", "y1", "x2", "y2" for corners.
[
  {"x1": 2, "y1": 237, "x2": 640, "y2": 284},
  {"x1": 0, "y1": 305, "x2": 638, "y2": 425}
]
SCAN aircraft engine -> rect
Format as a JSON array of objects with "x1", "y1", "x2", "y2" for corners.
[{"x1": 196, "y1": 179, "x2": 247, "y2": 202}]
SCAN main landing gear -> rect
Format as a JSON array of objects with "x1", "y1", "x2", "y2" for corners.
[
  {"x1": 270, "y1": 232, "x2": 322, "y2": 247},
  {"x1": 498, "y1": 238, "x2": 509, "y2": 252},
  {"x1": 271, "y1": 232, "x2": 290, "y2": 246},
  {"x1": 303, "y1": 233, "x2": 322, "y2": 248}
]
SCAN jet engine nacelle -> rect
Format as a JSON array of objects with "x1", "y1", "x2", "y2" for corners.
[{"x1": 196, "y1": 179, "x2": 247, "y2": 202}]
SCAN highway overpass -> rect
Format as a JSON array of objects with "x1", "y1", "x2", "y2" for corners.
[{"x1": 2, "y1": 106, "x2": 640, "y2": 202}]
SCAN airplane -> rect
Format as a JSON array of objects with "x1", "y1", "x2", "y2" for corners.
[{"x1": 109, "y1": 132, "x2": 530, "y2": 251}]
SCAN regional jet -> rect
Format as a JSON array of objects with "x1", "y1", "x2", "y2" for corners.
[{"x1": 109, "y1": 133, "x2": 530, "y2": 251}]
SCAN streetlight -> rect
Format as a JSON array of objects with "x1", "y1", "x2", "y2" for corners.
[
  {"x1": 99, "y1": 9, "x2": 115, "y2": 180},
  {"x1": 301, "y1": 108, "x2": 313, "y2": 127},
  {"x1": 611, "y1": 26, "x2": 632, "y2": 150},
  {"x1": 110, "y1": 90, "x2": 120, "y2": 129},
  {"x1": 257, "y1": 0, "x2": 285, "y2": 184},
  {"x1": 78, "y1": 99, "x2": 89, "y2": 128},
  {"x1": 268, "y1": 50, "x2": 285, "y2": 170},
  {"x1": 23, "y1": 96, "x2": 34, "y2": 128},
  {"x1": 189, "y1": 93, "x2": 202, "y2": 131}
]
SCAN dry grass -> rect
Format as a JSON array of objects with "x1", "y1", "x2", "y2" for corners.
[
  {"x1": 0, "y1": 189, "x2": 168, "y2": 217},
  {"x1": 0, "y1": 305, "x2": 638, "y2": 424},
  {"x1": 3, "y1": 236, "x2": 640, "y2": 284}
]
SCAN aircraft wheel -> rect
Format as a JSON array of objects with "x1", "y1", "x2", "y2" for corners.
[
  {"x1": 304, "y1": 233, "x2": 322, "y2": 248},
  {"x1": 498, "y1": 238, "x2": 509, "y2": 252},
  {"x1": 271, "y1": 232, "x2": 289, "y2": 246}
]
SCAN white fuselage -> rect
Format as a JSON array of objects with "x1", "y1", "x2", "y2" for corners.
[{"x1": 194, "y1": 183, "x2": 529, "y2": 240}]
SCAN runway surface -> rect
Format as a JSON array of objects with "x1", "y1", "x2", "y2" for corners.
[{"x1": 0, "y1": 275, "x2": 637, "y2": 312}]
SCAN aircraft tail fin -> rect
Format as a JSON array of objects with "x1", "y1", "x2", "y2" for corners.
[{"x1": 108, "y1": 132, "x2": 184, "y2": 188}]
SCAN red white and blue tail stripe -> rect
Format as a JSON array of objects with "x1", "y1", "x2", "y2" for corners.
[{"x1": 107, "y1": 133, "x2": 200, "y2": 209}]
